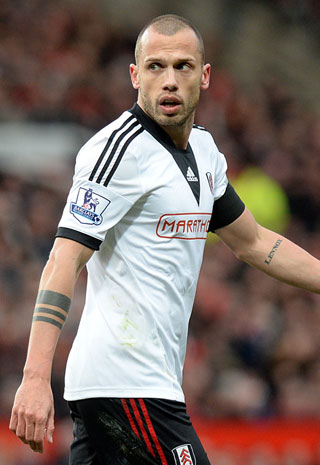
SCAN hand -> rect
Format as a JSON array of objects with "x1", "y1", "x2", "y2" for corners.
[{"x1": 9, "y1": 377, "x2": 55, "y2": 453}]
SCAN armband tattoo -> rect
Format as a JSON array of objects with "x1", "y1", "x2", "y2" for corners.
[
  {"x1": 36, "y1": 290, "x2": 71, "y2": 310},
  {"x1": 32, "y1": 290, "x2": 71, "y2": 329},
  {"x1": 265, "y1": 239, "x2": 283, "y2": 265}
]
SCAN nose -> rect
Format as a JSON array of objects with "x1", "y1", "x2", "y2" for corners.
[{"x1": 162, "y1": 67, "x2": 178, "y2": 91}]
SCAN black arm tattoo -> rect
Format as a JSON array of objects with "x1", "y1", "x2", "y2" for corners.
[
  {"x1": 265, "y1": 239, "x2": 283, "y2": 265},
  {"x1": 32, "y1": 315, "x2": 64, "y2": 329},
  {"x1": 32, "y1": 290, "x2": 71, "y2": 329},
  {"x1": 36, "y1": 290, "x2": 71, "y2": 310}
]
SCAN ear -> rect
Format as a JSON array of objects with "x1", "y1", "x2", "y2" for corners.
[
  {"x1": 130, "y1": 64, "x2": 140, "y2": 90},
  {"x1": 200, "y1": 63, "x2": 211, "y2": 90}
]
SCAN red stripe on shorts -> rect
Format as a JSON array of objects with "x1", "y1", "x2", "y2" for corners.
[
  {"x1": 121, "y1": 398, "x2": 140, "y2": 439},
  {"x1": 130, "y1": 399, "x2": 156, "y2": 457},
  {"x1": 139, "y1": 398, "x2": 168, "y2": 465}
]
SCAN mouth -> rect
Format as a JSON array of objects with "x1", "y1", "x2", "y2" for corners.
[{"x1": 159, "y1": 96, "x2": 181, "y2": 115}]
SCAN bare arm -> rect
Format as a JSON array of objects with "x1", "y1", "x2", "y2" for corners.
[
  {"x1": 9, "y1": 237, "x2": 94, "y2": 453},
  {"x1": 216, "y1": 208, "x2": 320, "y2": 293}
]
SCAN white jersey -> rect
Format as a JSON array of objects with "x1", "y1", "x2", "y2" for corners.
[{"x1": 57, "y1": 104, "x2": 232, "y2": 402}]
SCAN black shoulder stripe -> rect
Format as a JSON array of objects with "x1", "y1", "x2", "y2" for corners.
[
  {"x1": 96, "y1": 120, "x2": 141, "y2": 184},
  {"x1": 89, "y1": 114, "x2": 135, "y2": 182},
  {"x1": 104, "y1": 126, "x2": 144, "y2": 187},
  {"x1": 193, "y1": 123, "x2": 208, "y2": 132}
]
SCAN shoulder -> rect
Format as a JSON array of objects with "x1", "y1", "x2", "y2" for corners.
[
  {"x1": 79, "y1": 111, "x2": 142, "y2": 159},
  {"x1": 190, "y1": 125, "x2": 227, "y2": 175},
  {"x1": 190, "y1": 124, "x2": 219, "y2": 152},
  {"x1": 192, "y1": 122, "x2": 209, "y2": 132},
  {"x1": 191, "y1": 123, "x2": 215, "y2": 141},
  {"x1": 75, "y1": 110, "x2": 145, "y2": 179}
]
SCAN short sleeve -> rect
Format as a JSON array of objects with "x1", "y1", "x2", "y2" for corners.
[
  {"x1": 213, "y1": 150, "x2": 229, "y2": 201},
  {"x1": 208, "y1": 183, "x2": 245, "y2": 232},
  {"x1": 56, "y1": 129, "x2": 144, "y2": 250}
]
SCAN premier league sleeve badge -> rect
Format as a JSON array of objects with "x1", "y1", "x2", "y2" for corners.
[{"x1": 70, "y1": 187, "x2": 111, "y2": 225}]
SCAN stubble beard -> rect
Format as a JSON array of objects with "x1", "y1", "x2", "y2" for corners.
[{"x1": 139, "y1": 90, "x2": 200, "y2": 128}]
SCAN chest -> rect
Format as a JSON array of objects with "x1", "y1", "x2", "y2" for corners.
[
  {"x1": 130, "y1": 141, "x2": 216, "y2": 241},
  {"x1": 145, "y1": 140, "x2": 215, "y2": 207}
]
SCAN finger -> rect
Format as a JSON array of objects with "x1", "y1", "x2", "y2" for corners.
[
  {"x1": 28, "y1": 439, "x2": 41, "y2": 453},
  {"x1": 34, "y1": 420, "x2": 46, "y2": 453},
  {"x1": 9, "y1": 410, "x2": 18, "y2": 433},
  {"x1": 25, "y1": 422, "x2": 35, "y2": 442},
  {"x1": 15, "y1": 411, "x2": 26, "y2": 443},
  {"x1": 27, "y1": 434, "x2": 43, "y2": 454},
  {"x1": 37, "y1": 440, "x2": 44, "y2": 454},
  {"x1": 46, "y1": 412, "x2": 55, "y2": 444},
  {"x1": 29, "y1": 439, "x2": 43, "y2": 454}
]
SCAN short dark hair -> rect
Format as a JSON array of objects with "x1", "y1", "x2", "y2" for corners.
[{"x1": 135, "y1": 14, "x2": 205, "y2": 64}]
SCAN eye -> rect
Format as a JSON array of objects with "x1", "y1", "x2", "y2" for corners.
[
  {"x1": 176, "y1": 62, "x2": 191, "y2": 71},
  {"x1": 149, "y1": 63, "x2": 161, "y2": 71}
]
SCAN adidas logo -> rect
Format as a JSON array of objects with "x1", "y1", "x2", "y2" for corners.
[{"x1": 186, "y1": 166, "x2": 198, "y2": 182}]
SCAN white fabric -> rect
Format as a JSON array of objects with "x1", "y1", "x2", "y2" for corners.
[{"x1": 58, "y1": 109, "x2": 228, "y2": 402}]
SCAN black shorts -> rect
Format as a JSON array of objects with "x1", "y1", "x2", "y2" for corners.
[{"x1": 68, "y1": 398, "x2": 211, "y2": 465}]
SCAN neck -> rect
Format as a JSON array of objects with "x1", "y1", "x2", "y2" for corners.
[
  {"x1": 160, "y1": 115, "x2": 194, "y2": 150},
  {"x1": 135, "y1": 101, "x2": 195, "y2": 150}
]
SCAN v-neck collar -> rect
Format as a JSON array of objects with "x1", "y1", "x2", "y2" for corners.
[
  {"x1": 129, "y1": 104, "x2": 200, "y2": 204},
  {"x1": 130, "y1": 103, "x2": 192, "y2": 154}
]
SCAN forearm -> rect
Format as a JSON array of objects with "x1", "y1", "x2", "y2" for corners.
[
  {"x1": 241, "y1": 226, "x2": 320, "y2": 293},
  {"x1": 24, "y1": 260, "x2": 75, "y2": 380},
  {"x1": 23, "y1": 238, "x2": 93, "y2": 380},
  {"x1": 10, "y1": 238, "x2": 92, "y2": 453},
  {"x1": 217, "y1": 208, "x2": 320, "y2": 294}
]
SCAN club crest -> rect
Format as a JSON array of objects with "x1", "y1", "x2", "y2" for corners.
[
  {"x1": 70, "y1": 187, "x2": 110, "y2": 225},
  {"x1": 172, "y1": 444, "x2": 196, "y2": 465}
]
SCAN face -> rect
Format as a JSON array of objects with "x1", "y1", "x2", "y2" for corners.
[{"x1": 130, "y1": 27, "x2": 210, "y2": 132}]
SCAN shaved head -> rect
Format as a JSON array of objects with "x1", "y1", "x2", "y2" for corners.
[{"x1": 135, "y1": 14, "x2": 205, "y2": 65}]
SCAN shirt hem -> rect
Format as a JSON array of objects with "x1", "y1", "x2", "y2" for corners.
[{"x1": 64, "y1": 387, "x2": 185, "y2": 403}]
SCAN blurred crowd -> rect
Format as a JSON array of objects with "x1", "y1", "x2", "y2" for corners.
[
  {"x1": 0, "y1": 0, "x2": 137, "y2": 127},
  {"x1": 270, "y1": 0, "x2": 320, "y2": 25},
  {"x1": 1, "y1": 0, "x2": 320, "y2": 464}
]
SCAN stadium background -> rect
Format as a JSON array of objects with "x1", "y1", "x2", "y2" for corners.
[{"x1": 0, "y1": 0, "x2": 320, "y2": 463}]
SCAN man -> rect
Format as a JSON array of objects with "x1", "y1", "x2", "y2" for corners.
[{"x1": 9, "y1": 14, "x2": 320, "y2": 465}]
